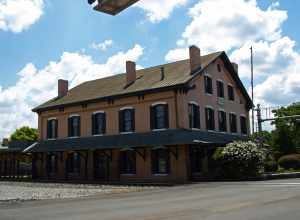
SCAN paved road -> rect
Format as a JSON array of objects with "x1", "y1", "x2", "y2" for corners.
[{"x1": 1, "y1": 179, "x2": 300, "y2": 220}]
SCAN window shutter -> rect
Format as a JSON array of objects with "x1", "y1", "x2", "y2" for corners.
[
  {"x1": 47, "y1": 121, "x2": 51, "y2": 139},
  {"x1": 77, "y1": 117, "x2": 81, "y2": 136},
  {"x1": 103, "y1": 113, "x2": 106, "y2": 134},
  {"x1": 195, "y1": 106, "x2": 200, "y2": 129},
  {"x1": 150, "y1": 106, "x2": 155, "y2": 130},
  {"x1": 151, "y1": 150, "x2": 156, "y2": 174},
  {"x1": 131, "y1": 109, "x2": 135, "y2": 132},
  {"x1": 164, "y1": 104, "x2": 169, "y2": 129},
  {"x1": 92, "y1": 114, "x2": 95, "y2": 135},
  {"x1": 68, "y1": 118, "x2": 72, "y2": 137},
  {"x1": 55, "y1": 120, "x2": 58, "y2": 138},
  {"x1": 119, "y1": 110, "x2": 123, "y2": 133}
]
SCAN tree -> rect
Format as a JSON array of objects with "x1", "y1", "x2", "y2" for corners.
[
  {"x1": 10, "y1": 126, "x2": 38, "y2": 142},
  {"x1": 271, "y1": 102, "x2": 300, "y2": 154}
]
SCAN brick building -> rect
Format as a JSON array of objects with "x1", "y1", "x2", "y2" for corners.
[{"x1": 29, "y1": 45, "x2": 252, "y2": 183}]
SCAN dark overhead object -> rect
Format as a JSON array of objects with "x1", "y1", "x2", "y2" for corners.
[{"x1": 89, "y1": 0, "x2": 140, "y2": 15}]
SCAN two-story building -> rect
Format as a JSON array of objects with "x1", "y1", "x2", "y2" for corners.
[{"x1": 29, "y1": 45, "x2": 252, "y2": 183}]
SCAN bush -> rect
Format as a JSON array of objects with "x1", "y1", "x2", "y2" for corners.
[
  {"x1": 264, "y1": 161, "x2": 278, "y2": 173},
  {"x1": 278, "y1": 154, "x2": 300, "y2": 169},
  {"x1": 213, "y1": 141, "x2": 265, "y2": 179}
]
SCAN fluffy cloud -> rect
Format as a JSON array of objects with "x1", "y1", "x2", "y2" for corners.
[
  {"x1": 165, "y1": 0, "x2": 287, "y2": 61},
  {"x1": 0, "y1": 44, "x2": 143, "y2": 139},
  {"x1": 90, "y1": 39, "x2": 113, "y2": 51},
  {"x1": 0, "y1": 0, "x2": 44, "y2": 33},
  {"x1": 165, "y1": 0, "x2": 300, "y2": 109},
  {"x1": 135, "y1": 0, "x2": 187, "y2": 23}
]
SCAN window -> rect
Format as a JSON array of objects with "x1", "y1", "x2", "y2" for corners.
[
  {"x1": 218, "y1": 111, "x2": 227, "y2": 132},
  {"x1": 189, "y1": 103, "x2": 200, "y2": 129},
  {"x1": 119, "y1": 108, "x2": 135, "y2": 133},
  {"x1": 217, "y1": 81, "x2": 224, "y2": 98},
  {"x1": 217, "y1": 64, "x2": 222, "y2": 72},
  {"x1": 151, "y1": 148, "x2": 170, "y2": 174},
  {"x1": 68, "y1": 115, "x2": 80, "y2": 137},
  {"x1": 229, "y1": 113, "x2": 237, "y2": 133},
  {"x1": 120, "y1": 150, "x2": 136, "y2": 174},
  {"x1": 240, "y1": 116, "x2": 248, "y2": 135},
  {"x1": 204, "y1": 75, "x2": 213, "y2": 94},
  {"x1": 92, "y1": 112, "x2": 106, "y2": 135},
  {"x1": 228, "y1": 85, "x2": 235, "y2": 101},
  {"x1": 47, "y1": 119, "x2": 58, "y2": 139},
  {"x1": 150, "y1": 104, "x2": 169, "y2": 130},
  {"x1": 205, "y1": 107, "x2": 215, "y2": 130},
  {"x1": 67, "y1": 152, "x2": 80, "y2": 174},
  {"x1": 47, "y1": 154, "x2": 58, "y2": 174}
]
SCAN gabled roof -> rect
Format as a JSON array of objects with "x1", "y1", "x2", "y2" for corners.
[{"x1": 33, "y1": 52, "x2": 252, "y2": 112}]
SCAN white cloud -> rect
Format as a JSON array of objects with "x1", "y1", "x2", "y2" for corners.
[
  {"x1": 165, "y1": 0, "x2": 287, "y2": 61},
  {"x1": 135, "y1": 0, "x2": 187, "y2": 23},
  {"x1": 0, "y1": 44, "x2": 144, "y2": 139},
  {"x1": 0, "y1": 0, "x2": 44, "y2": 33},
  {"x1": 90, "y1": 39, "x2": 114, "y2": 51},
  {"x1": 230, "y1": 37, "x2": 299, "y2": 78}
]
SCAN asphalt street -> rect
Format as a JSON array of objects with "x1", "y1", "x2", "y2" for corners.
[{"x1": 1, "y1": 178, "x2": 300, "y2": 220}]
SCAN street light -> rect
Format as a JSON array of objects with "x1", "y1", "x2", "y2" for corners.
[{"x1": 88, "y1": 0, "x2": 140, "y2": 15}]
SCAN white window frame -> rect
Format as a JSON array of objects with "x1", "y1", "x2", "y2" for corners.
[{"x1": 151, "y1": 102, "x2": 167, "y2": 107}]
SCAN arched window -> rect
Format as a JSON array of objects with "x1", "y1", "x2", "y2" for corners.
[
  {"x1": 68, "y1": 115, "x2": 80, "y2": 137},
  {"x1": 92, "y1": 112, "x2": 106, "y2": 135},
  {"x1": 188, "y1": 102, "x2": 200, "y2": 129},
  {"x1": 150, "y1": 103, "x2": 169, "y2": 130},
  {"x1": 119, "y1": 108, "x2": 135, "y2": 133}
]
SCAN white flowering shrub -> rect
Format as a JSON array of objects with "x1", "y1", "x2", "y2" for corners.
[{"x1": 214, "y1": 141, "x2": 266, "y2": 179}]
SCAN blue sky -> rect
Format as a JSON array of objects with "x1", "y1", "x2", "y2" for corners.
[{"x1": 0, "y1": 0, "x2": 299, "y2": 137}]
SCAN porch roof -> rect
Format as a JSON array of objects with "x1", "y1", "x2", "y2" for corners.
[{"x1": 27, "y1": 129, "x2": 248, "y2": 153}]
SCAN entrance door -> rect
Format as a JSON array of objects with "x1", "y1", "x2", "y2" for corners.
[
  {"x1": 94, "y1": 153, "x2": 110, "y2": 181},
  {"x1": 189, "y1": 146, "x2": 207, "y2": 180}
]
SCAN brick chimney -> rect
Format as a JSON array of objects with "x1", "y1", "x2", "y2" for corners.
[
  {"x1": 189, "y1": 45, "x2": 201, "y2": 74},
  {"x1": 58, "y1": 79, "x2": 68, "y2": 97},
  {"x1": 126, "y1": 61, "x2": 136, "y2": 85},
  {"x1": 232, "y1": 62, "x2": 239, "y2": 75}
]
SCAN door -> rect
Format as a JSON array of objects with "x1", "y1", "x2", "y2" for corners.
[
  {"x1": 94, "y1": 153, "x2": 110, "y2": 181},
  {"x1": 189, "y1": 146, "x2": 207, "y2": 180}
]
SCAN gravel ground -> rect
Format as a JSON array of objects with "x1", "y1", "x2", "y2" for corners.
[{"x1": 0, "y1": 182, "x2": 156, "y2": 203}]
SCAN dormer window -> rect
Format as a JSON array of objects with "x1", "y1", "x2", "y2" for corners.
[
  {"x1": 92, "y1": 112, "x2": 106, "y2": 135},
  {"x1": 68, "y1": 115, "x2": 80, "y2": 137},
  {"x1": 119, "y1": 108, "x2": 135, "y2": 133},
  {"x1": 204, "y1": 75, "x2": 213, "y2": 94},
  {"x1": 47, "y1": 118, "x2": 58, "y2": 139},
  {"x1": 150, "y1": 103, "x2": 169, "y2": 130}
]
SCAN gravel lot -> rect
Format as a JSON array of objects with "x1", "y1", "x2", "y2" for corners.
[{"x1": 0, "y1": 181, "x2": 155, "y2": 203}]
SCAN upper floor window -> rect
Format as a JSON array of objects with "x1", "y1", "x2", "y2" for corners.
[
  {"x1": 150, "y1": 103, "x2": 169, "y2": 130},
  {"x1": 92, "y1": 112, "x2": 106, "y2": 135},
  {"x1": 151, "y1": 148, "x2": 170, "y2": 175},
  {"x1": 204, "y1": 75, "x2": 213, "y2": 94},
  {"x1": 68, "y1": 115, "x2": 80, "y2": 137},
  {"x1": 189, "y1": 103, "x2": 200, "y2": 129},
  {"x1": 205, "y1": 107, "x2": 215, "y2": 130},
  {"x1": 217, "y1": 64, "x2": 222, "y2": 72},
  {"x1": 120, "y1": 150, "x2": 136, "y2": 174},
  {"x1": 229, "y1": 113, "x2": 237, "y2": 133},
  {"x1": 240, "y1": 116, "x2": 248, "y2": 135},
  {"x1": 119, "y1": 108, "x2": 135, "y2": 133},
  {"x1": 218, "y1": 111, "x2": 227, "y2": 132},
  {"x1": 217, "y1": 80, "x2": 224, "y2": 98},
  {"x1": 47, "y1": 118, "x2": 58, "y2": 139},
  {"x1": 228, "y1": 85, "x2": 235, "y2": 101}
]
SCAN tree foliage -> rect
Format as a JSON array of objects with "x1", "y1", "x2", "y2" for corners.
[
  {"x1": 10, "y1": 126, "x2": 38, "y2": 142},
  {"x1": 271, "y1": 102, "x2": 300, "y2": 154}
]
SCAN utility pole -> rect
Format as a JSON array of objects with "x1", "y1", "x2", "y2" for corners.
[{"x1": 250, "y1": 47, "x2": 255, "y2": 134}]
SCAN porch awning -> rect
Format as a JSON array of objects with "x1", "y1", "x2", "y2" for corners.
[{"x1": 27, "y1": 129, "x2": 248, "y2": 153}]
